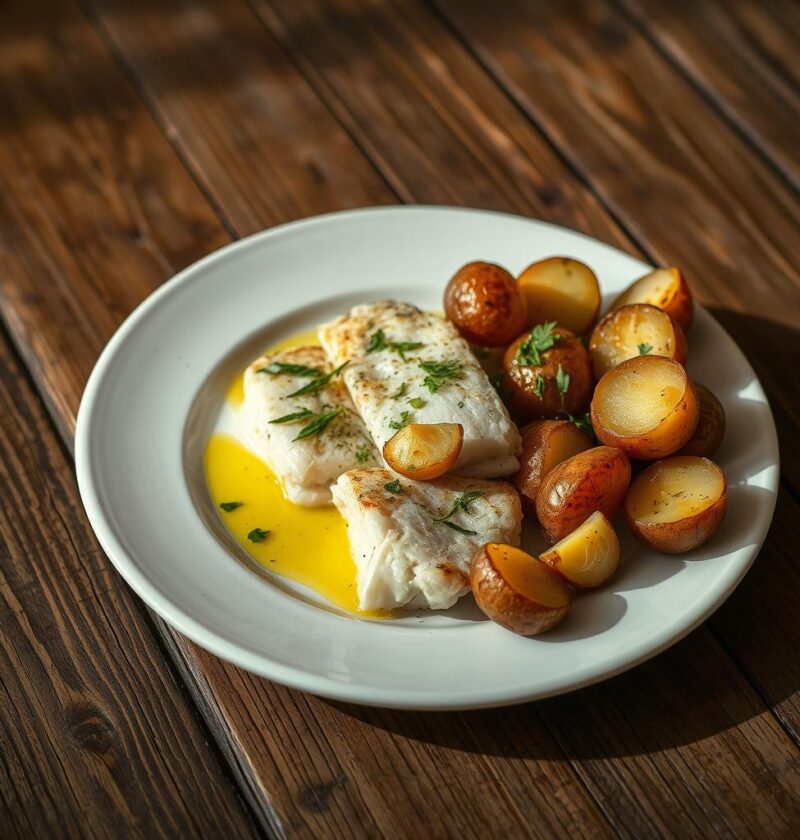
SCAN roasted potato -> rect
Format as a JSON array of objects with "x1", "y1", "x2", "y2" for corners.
[
  {"x1": 383, "y1": 423, "x2": 463, "y2": 480},
  {"x1": 512, "y1": 420, "x2": 593, "y2": 516},
  {"x1": 610, "y1": 267, "x2": 694, "y2": 331},
  {"x1": 591, "y1": 356, "x2": 699, "y2": 460},
  {"x1": 677, "y1": 383, "x2": 725, "y2": 457},
  {"x1": 470, "y1": 543, "x2": 571, "y2": 635},
  {"x1": 444, "y1": 261, "x2": 528, "y2": 347},
  {"x1": 517, "y1": 257, "x2": 601, "y2": 335},
  {"x1": 540, "y1": 511, "x2": 620, "y2": 588},
  {"x1": 503, "y1": 325, "x2": 592, "y2": 421},
  {"x1": 535, "y1": 446, "x2": 631, "y2": 542},
  {"x1": 625, "y1": 456, "x2": 727, "y2": 553},
  {"x1": 589, "y1": 303, "x2": 688, "y2": 380}
]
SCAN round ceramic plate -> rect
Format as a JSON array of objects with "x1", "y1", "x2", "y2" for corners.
[{"x1": 76, "y1": 206, "x2": 778, "y2": 710}]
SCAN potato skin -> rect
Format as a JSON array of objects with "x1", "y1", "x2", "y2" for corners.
[
  {"x1": 503, "y1": 327, "x2": 592, "y2": 421},
  {"x1": 444, "y1": 261, "x2": 528, "y2": 347},
  {"x1": 625, "y1": 466, "x2": 728, "y2": 554},
  {"x1": 535, "y1": 446, "x2": 631, "y2": 542},
  {"x1": 611, "y1": 267, "x2": 694, "y2": 332},
  {"x1": 470, "y1": 546, "x2": 570, "y2": 636},
  {"x1": 677, "y1": 384, "x2": 725, "y2": 457},
  {"x1": 512, "y1": 420, "x2": 593, "y2": 516}
]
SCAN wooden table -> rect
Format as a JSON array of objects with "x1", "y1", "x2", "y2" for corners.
[{"x1": 2, "y1": 1, "x2": 799, "y2": 836}]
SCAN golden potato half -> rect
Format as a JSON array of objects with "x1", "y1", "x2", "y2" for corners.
[
  {"x1": 471, "y1": 543, "x2": 571, "y2": 636},
  {"x1": 589, "y1": 303, "x2": 687, "y2": 380},
  {"x1": 591, "y1": 356, "x2": 699, "y2": 460},
  {"x1": 383, "y1": 423, "x2": 463, "y2": 480},
  {"x1": 610, "y1": 267, "x2": 694, "y2": 331},
  {"x1": 540, "y1": 511, "x2": 620, "y2": 588},
  {"x1": 517, "y1": 257, "x2": 601, "y2": 335},
  {"x1": 625, "y1": 456, "x2": 727, "y2": 554}
]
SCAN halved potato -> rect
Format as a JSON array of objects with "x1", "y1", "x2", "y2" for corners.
[
  {"x1": 512, "y1": 420, "x2": 593, "y2": 516},
  {"x1": 470, "y1": 543, "x2": 571, "y2": 635},
  {"x1": 625, "y1": 456, "x2": 727, "y2": 553},
  {"x1": 383, "y1": 423, "x2": 463, "y2": 480},
  {"x1": 444, "y1": 261, "x2": 529, "y2": 346},
  {"x1": 591, "y1": 356, "x2": 699, "y2": 460},
  {"x1": 536, "y1": 446, "x2": 631, "y2": 542},
  {"x1": 677, "y1": 383, "x2": 725, "y2": 457},
  {"x1": 589, "y1": 303, "x2": 688, "y2": 379},
  {"x1": 540, "y1": 511, "x2": 620, "y2": 588},
  {"x1": 610, "y1": 267, "x2": 694, "y2": 331},
  {"x1": 518, "y1": 257, "x2": 601, "y2": 334}
]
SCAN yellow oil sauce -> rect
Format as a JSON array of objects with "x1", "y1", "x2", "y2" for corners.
[{"x1": 207, "y1": 328, "x2": 387, "y2": 618}]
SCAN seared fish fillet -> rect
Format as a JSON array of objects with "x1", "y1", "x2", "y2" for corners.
[
  {"x1": 319, "y1": 302, "x2": 521, "y2": 478},
  {"x1": 241, "y1": 346, "x2": 379, "y2": 506},
  {"x1": 332, "y1": 468, "x2": 522, "y2": 610}
]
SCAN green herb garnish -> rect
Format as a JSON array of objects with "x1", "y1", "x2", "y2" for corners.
[
  {"x1": 438, "y1": 520, "x2": 478, "y2": 536},
  {"x1": 516, "y1": 321, "x2": 558, "y2": 366},
  {"x1": 287, "y1": 361, "x2": 349, "y2": 398},
  {"x1": 384, "y1": 479, "x2": 402, "y2": 494},
  {"x1": 355, "y1": 444, "x2": 371, "y2": 464},
  {"x1": 436, "y1": 490, "x2": 484, "y2": 521},
  {"x1": 389, "y1": 411, "x2": 412, "y2": 430},
  {"x1": 247, "y1": 528, "x2": 271, "y2": 543},
  {"x1": 367, "y1": 329, "x2": 387, "y2": 353},
  {"x1": 367, "y1": 329, "x2": 423, "y2": 360},
  {"x1": 390, "y1": 383, "x2": 408, "y2": 400},
  {"x1": 419, "y1": 359, "x2": 463, "y2": 393},
  {"x1": 559, "y1": 410, "x2": 596, "y2": 441},
  {"x1": 638, "y1": 342, "x2": 653, "y2": 355},
  {"x1": 407, "y1": 397, "x2": 425, "y2": 409},
  {"x1": 555, "y1": 365, "x2": 570, "y2": 403},
  {"x1": 269, "y1": 408, "x2": 314, "y2": 424},
  {"x1": 534, "y1": 374, "x2": 545, "y2": 399},
  {"x1": 258, "y1": 361, "x2": 321, "y2": 377},
  {"x1": 219, "y1": 501, "x2": 242, "y2": 512},
  {"x1": 293, "y1": 407, "x2": 343, "y2": 441}
]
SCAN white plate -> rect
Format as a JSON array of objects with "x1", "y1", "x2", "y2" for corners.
[{"x1": 76, "y1": 206, "x2": 779, "y2": 710}]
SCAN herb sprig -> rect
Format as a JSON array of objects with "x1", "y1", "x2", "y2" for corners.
[
  {"x1": 269, "y1": 408, "x2": 314, "y2": 424},
  {"x1": 419, "y1": 359, "x2": 463, "y2": 393},
  {"x1": 367, "y1": 329, "x2": 424, "y2": 360},
  {"x1": 555, "y1": 364, "x2": 570, "y2": 406},
  {"x1": 293, "y1": 407, "x2": 343, "y2": 441},
  {"x1": 258, "y1": 361, "x2": 321, "y2": 377},
  {"x1": 287, "y1": 361, "x2": 349, "y2": 398},
  {"x1": 219, "y1": 501, "x2": 243, "y2": 512},
  {"x1": 384, "y1": 479, "x2": 402, "y2": 494},
  {"x1": 638, "y1": 342, "x2": 653, "y2": 355},
  {"x1": 247, "y1": 528, "x2": 271, "y2": 543},
  {"x1": 432, "y1": 490, "x2": 483, "y2": 536},
  {"x1": 516, "y1": 321, "x2": 558, "y2": 366},
  {"x1": 389, "y1": 411, "x2": 412, "y2": 430}
]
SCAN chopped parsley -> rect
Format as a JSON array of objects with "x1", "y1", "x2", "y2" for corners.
[
  {"x1": 384, "y1": 479, "x2": 402, "y2": 494},
  {"x1": 419, "y1": 359, "x2": 463, "y2": 393},
  {"x1": 355, "y1": 444, "x2": 371, "y2": 464},
  {"x1": 390, "y1": 383, "x2": 408, "y2": 400},
  {"x1": 293, "y1": 407, "x2": 343, "y2": 441},
  {"x1": 534, "y1": 373, "x2": 545, "y2": 399},
  {"x1": 389, "y1": 410, "x2": 412, "y2": 430},
  {"x1": 269, "y1": 408, "x2": 314, "y2": 424},
  {"x1": 247, "y1": 528, "x2": 271, "y2": 543},
  {"x1": 219, "y1": 501, "x2": 243, "y2": 512},
  {"x1": 638, "y1": 342, "x2": 653, "y2": 355},
  {"x1": 287, "y1": 361, "x2": 349, "y2": 398},
  {"x1": 407, "y1": 397, "x2": 425, "y2": 409},
  {"x1": 366, "y1": 329, "x2": 424, "y2": 360},
  {"x1": 555, "y1": 364, "x2": 570, "y2": 403},
  {"x1": 258, "y1": 361, "x2": 321, "y2": 377},
  {"x1": 516, "y1": 321, "x2": 558, "y2": 366},
  {"x1": 433, "y1": 490, "x2": 483, "y2": 536}
]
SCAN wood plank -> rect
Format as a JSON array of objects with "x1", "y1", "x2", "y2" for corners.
[
  {"x1": 0, "y1": 332, "x2": 258, "y2": 837},
  {"x1": 4, "y1": 0, "x2": 800, "y2": 835},
  {"x1": 621, "y1": 0, "x2": 800, "y2": 190}
]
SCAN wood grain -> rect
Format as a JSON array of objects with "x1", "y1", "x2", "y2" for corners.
[
  {"x1": 621, "y1": 0, "x2": 800, "y2": 190},
  {"x1": 0, "y1": 331, "x2": 257, "y2": 837}
]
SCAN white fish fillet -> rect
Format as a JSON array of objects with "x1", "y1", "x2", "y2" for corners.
[
  {"x1": 332, "y1": 468, "x2": 522, "y2": 611},
  {"x1": 319, "y1": 301, "x2": 521, "y2": 478},
  {"x1": 241, "y1": 346, "x2": 379, "y2": 506}
]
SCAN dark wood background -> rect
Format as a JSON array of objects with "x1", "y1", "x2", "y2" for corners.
[{"x1": 2, "y1": 1, "x2": 799, "y2": 836}]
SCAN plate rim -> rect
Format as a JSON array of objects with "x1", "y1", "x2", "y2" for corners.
[{"x1": 75, "y1": 205, "x2": 780, "y2": 709}]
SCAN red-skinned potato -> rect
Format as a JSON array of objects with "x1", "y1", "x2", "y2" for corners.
[
  {"x1": 625, "y1": 456, "x2": 727, "y2": 553},
  {"x1": 677, "y1": 383, "x2": 725, "y2": 457},
  {"x1": 610, "y1": 267, "x2": 694, "y2": 331},
  {"x1": 517, "y1": 257, "x2": 601, "y2": 335},
  {"x1": 470, "y1": 543, "x2": 571, "y2": 636},
  {"x1": 444, "y1": 261, "x2": 528, "y2": 347},
  {"x1": 589, "y1": 304, "x2": 687, "y2": 380},
  {"x1": 591, "y1": 356, "x2": 699, "y2": 460},
  {"x1": 540, "y1": 511, "x2": 620, "y2": 588},
  {"x1": 383, "y1": 423, "x2": 463, "y2": 480},
  {"x1": 535, "y1": 446, "x2": 631, "y2": 543},
  {"x1": 512, "y1": 420, "x2": 593, "y2": 516},
  {"x1": 503, "y1": 326, "x2": 592, "y2": 421}
]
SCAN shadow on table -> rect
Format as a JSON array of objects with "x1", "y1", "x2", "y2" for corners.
[{"x1": 330, "y1": 310, "x2": 798, "y2": 759}]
